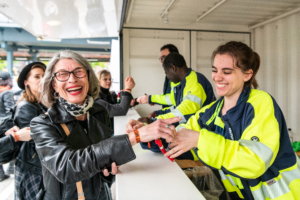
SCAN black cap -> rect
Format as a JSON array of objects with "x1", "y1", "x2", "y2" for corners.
[
  {"x1": 0, "y1": 71, "x2": 11, "y2": 81},
  {"x1": 18, "y1": 62, "x2": 46, "y2": 90}
]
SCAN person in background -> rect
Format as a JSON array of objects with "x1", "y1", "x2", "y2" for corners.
[
  {"x1": 0, "y1": 71, "x2": 14, "y2": 181},
  {"x1": 30, "y1": 50, "x2": 180, "y2": 200},
  {"x1": 136, "y1": 44, "x2": 180, "y2": 108},
  {"x1": 97, "y1": 69, "x2": 136, "y2": 129},
  {"x1": 95, "y1": 76, "x2": 135, "y2": 119},
  {"x1": 13, "y1": 62, "x2": 48, "y2": 200},
  {"x1": 164, "y1": 41, "x2": 300, "y2": 200},
  {"x1": 98, "y1": 69, "x2": 118, "y2": 104}
]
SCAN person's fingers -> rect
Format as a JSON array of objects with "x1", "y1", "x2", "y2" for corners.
[
  {"x1": 111, "y1": 162, "x2": 118, "y2": 175},
  {"x1": 125, "y1": 76, "x2": 130, "y2": 82},
  {"x1": 159, "y1": 132, "x2": 174, "y2": 143},
  {"x1": 137, "y1": 97, "x2": 142, "y2": 103},
  {"x1": 24, "y1": 127, "x2": 30, "y2": 130},
  {"x1": 160, "y1": 117, "x2": 182, "y2": 124},
  {"x1": 13, "y1": 126, "x2": 20, "y2": 132},
  {"x1": 102, "y1": 168, "x2": 110, "y2": 176},
  {"x1": 164, "y1": 145, "x2": 180, "y2": 158}
]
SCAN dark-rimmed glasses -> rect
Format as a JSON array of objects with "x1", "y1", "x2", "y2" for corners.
[
  {"x1": 52, "y1": 68, "x2": 88, "y2": 82},
  {"x1": 159, "y1": 55, "x2": 167, "y2": 62}
]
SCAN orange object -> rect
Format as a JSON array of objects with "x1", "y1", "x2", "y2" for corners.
[
  {"x1": 12, "y1": 132, "x2": 19, "y2": 142},
  {"x1": 148, "y1": 142, "x2": 151, "y2": 148},
  {"x1": 133, "y1": 129, "x2": 141, "y2": 143}
]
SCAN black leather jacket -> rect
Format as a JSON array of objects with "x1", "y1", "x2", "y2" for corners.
[
  {"x1": 30, "y1": 101, "x2": 136, "y2": 200},
  {"x1": 0, "y1": 90, "x2": 14, "y2": 119},
  {"x1": 14, "y1": 100, "x2": 47, "y2": 174}
]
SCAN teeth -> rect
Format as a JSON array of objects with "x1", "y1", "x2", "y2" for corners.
[
  {"x1": 67, "y1": 87, "x2": 82, "y2": 91},
  {"x1": 217, "y1": 83, "x2": 227, "y2": 88}
]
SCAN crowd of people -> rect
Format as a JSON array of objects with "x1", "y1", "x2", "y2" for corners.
[{"x1": 0, "y1": 41, "x2": 299, "y2": 200}]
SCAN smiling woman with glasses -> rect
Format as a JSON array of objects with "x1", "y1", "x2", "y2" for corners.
[{"x1": 29, "y1": 50, "x2": 176, "y2": 200}]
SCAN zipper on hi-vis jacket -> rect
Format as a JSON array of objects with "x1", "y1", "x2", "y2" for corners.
[{"x1": 225, "y1": 120, "x2": 235, "y2": 140}]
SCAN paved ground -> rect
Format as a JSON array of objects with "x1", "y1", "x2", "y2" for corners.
[{"x1": 0, "y1": 163, "x2": 14, "y2": 200}]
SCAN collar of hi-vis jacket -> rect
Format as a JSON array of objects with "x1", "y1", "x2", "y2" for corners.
[
  {"x1": 175, "y1": 68, "x2": 192, "y2": 89},
  {"x1": 200, "y1": 87, "x2": 251, "y2": 132},
  {"x1": 47, "y1": 100, "x2": 107, "y2": 124}
]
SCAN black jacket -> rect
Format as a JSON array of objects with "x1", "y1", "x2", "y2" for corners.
[
  {"x1": 95, "y1": 91, "x2": 133, "y2": 118},
  {"x1": 14, "y1": 100, "x2": 47, "y2": 175},
  {"x1": 30, "y1": 101, "x2": 136, "y2": 200},
  {"x1": 0, "y1": 90, "x2": 14, "y2": 119},
  {"x1": 98, "y1": 89, "x2": 118, "y2": 104}
]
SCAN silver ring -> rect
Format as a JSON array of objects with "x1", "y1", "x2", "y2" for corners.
[{"x1": 167, "y1": 124, "x2": 171, "y2": 129}]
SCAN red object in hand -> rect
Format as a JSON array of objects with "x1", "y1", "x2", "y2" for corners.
[{"x1": 155, "y1": 139, "x2": 174, "y2": 162}]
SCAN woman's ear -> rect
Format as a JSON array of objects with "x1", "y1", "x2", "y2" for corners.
[
  {"x1": 24, "y1": 80, "x2": 27, "y2": 87},
  {"x1": 51, "y1": 80, "x2": 57, "y2": 92},
  {"x1": 244, "y1": 69, "x2": 253, "y2": 82}
]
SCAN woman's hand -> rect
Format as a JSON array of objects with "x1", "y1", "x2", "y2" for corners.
[
  {"x1": 17, "y1": 127, "x2": 32, "y2": 141},
  {"x1": 102, "y1": 162, "x2": 119, "y2": 176},
  {"x1": 127, "y1": 117, "x2": 181, "y2": 146},
  {"x1": 124, "y1": 76, "x2": 135, "y2": 91},
  {"x1": 5, "y1": 126, "x2": 19, "y2": 136},
  {"x1": 164, "y1": 128, "x2": 200, "y2": 159},
  {"x1": 126, "y1": 119, "x2": 145, "y2": 133},
  {"x1": 137, "y1": 95, "x2": 149, "y2": 104}
]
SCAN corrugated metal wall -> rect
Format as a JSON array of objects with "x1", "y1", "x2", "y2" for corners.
[{"x1": 253, "y1": 12, "x2": 300, "y2": 141}]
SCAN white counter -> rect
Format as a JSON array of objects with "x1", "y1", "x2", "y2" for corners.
[{"x1": 114, "y1": 108, "x2": 205, "y2": 200}]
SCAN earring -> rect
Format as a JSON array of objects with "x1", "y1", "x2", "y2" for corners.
[{"x1": 54, "y1": 92, "x2": 59, "y2": 97}]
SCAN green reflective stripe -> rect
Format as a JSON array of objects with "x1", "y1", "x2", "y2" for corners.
[
  {"x1": 183, "y1": 94, "x2": 203, "y2": 107},
  {"x1": 206, "y1": 99, "x2": 223, "y2": 126},
  {"x1": 165, "y1": 95, "x2": 172, "y2": 105},
  {"x1": 219, "y1": 170, "x2": 236, "y2": 186},
  {"x1": 239, "y1": 139, "x2": 273, "y2": 170},
  {"x1": 231, "y1": 176, "x2": 244, "y2": 189},
  {"x1": 215, "y1": 116, "x2": 225, "y2": 128},
  {"x1": 171, "y1": 109, "x2": 186, "y2": 123},
  {"x1": 252, "y1": 158, "x2": 300, "y2": 199},
  {"x1": 176, "y1": 125, "x2": 186, "y2": 132},
  {"x1": 219, "y1": 170, "x2": 245, "y2": 199}
]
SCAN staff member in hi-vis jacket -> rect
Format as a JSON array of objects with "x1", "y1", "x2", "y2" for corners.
[{"x1": 164, "y1": 41, "x2": 300, "y2": 200}]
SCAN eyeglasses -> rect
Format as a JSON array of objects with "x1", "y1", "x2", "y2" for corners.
[
  {"x1": 159, "y1": 56, "x2": 167, "y2": 62},
  {"x1": 52, "y1": 68, "x2": 88, "y2": 82}
]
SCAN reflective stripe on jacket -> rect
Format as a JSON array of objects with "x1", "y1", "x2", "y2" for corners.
[
  {"x1": 177, "y1": 87, "x2": 300, "y2": 200},
  {"x1": 150, "y1": 68, "x2": 215, "y2": 124}
]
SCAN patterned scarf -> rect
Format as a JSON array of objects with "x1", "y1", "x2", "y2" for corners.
[{"x1": 59, "y1": 96, "x2": 94, "y2": 117}]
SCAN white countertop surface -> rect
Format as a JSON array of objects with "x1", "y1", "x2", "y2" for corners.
[{"x1": 114, "y1": 108, "x2": 205, "y2": 200}]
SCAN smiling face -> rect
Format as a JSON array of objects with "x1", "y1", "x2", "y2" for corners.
[
  {"x1": 212, "y1": 54, "x2": 252, "y2": 102},
  {"x1": 52, "y1": 58, "x2": 89, "y2": 105},
  {"x1": 100, "y1": 74, "x2": 112, "y2": 89},
  {"x1": 24, "y1": 67, "x2": 45, "y2": 98}
]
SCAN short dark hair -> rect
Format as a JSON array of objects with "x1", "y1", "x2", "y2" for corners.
[
  {"x1": 163, "y1": 53, "x2": 187, "y2": 69},
  {"x1": 160, "y1": 44, "x2": 179, "y2": 53}
]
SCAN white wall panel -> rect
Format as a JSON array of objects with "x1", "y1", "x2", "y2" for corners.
[
  {"x1": 253, "y1": 12, "x2": 300, "y2": 141},
  {"x1": 123, "y1": 28, "x2": 190, "y2": 117}
]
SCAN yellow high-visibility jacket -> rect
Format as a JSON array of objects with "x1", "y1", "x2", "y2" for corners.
[
  {"x1": 149, "y1": 68, "x2": 215, "y2": 124},
  {"x1": 177, "y1": 87, "x2": 300, "y2": 200}
]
